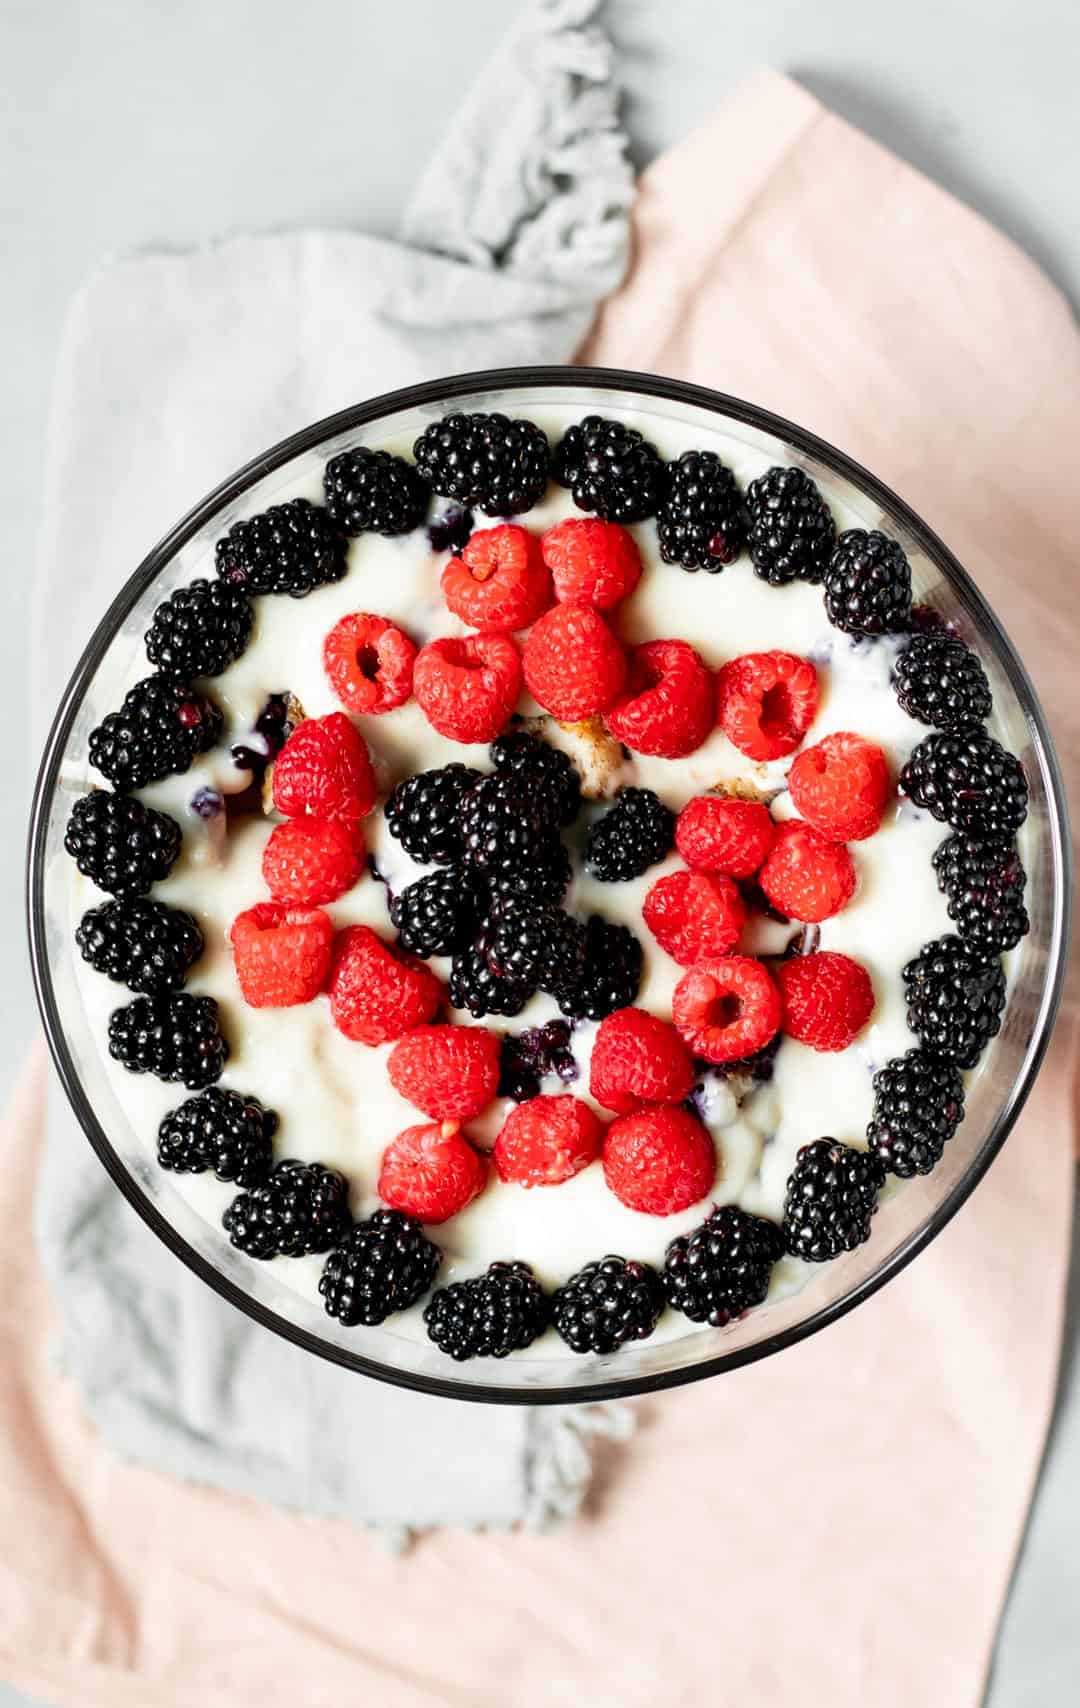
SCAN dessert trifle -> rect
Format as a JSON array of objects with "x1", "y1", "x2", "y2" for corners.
[{"x1": 42, "y1": 376, "x2": 1048, "y2": 1385}]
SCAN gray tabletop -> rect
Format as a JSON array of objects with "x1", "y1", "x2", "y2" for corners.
[{"x1": 1, "y1": 2, "x2": 1077, "y2": 1704}]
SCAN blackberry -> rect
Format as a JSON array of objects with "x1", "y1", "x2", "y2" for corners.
[
  {"x1": 449, "y1": 930, "x2": 534, "y2": 1019},
  {"x1": 487, "y1": 838, "x2": 572, "y2": 907},
  {"x1": 657, "y1": 449, "x2": 747, "y2": 571},
  {"x1": 892, "y1": 631, "x2": 992, "y2": 732},
  {"x1": 585, "y1": 787, "x2": 675, "y2": 882},
  {"x1": 75, "y1": 896, "x2": 203, "y2": 995},
  {"x1": 553, "y1": 414, "x2": 664, "y2": 523},
  {"x1": 459, "y1": 771, "x2": 562, "y2": 875},
  {"x1": 144, "y1": 579, "x2": 253, "y2": 677},
  {"x1": 427, "y1": 503, "x2": 474, "y2": 554},
  {"x1": 932, "y1": 832, "x2": 1028, "y2": 952},
  {"x1": 424, "y1": 1260, "x2": 549, "y2": 1360},
  {"x1": 824, "y1": 529, "x2": 912, "y2": 636},
  {"x1": 413, "y1": 412, "x2": 550, "y2": 516},
  {"x1": 745, "y1": 464, "x2": 836, "y2": 585},
  {"x1": 107, "y1": 992, "x2": 229, "y2": 1089},
  {"x1": 389, "y1": 865, "x2": 486, "y2": 957},
  {"x1": 781, "y1": 1138, "x2": 886, "y2": 1263},
  {"x1": 215, "y1": 497, "x2": 347, "y2": 598},
  {"x1": 902, "y1": 934, "x2": 1006, "y2": 1068},
  {"x1": 64, "y1": 790, "x2": 181, "y2": 896},
  {"x1": 490, "y1": 729, "x2": 582, "y2": 826},
  {"x1": 384, "y1": 763, "x2": 481, "y2": 865},
  {"x1": 323, "y1": 446, "x2": 429, "y2": 536},
  {"x1": 320, "y1": 1210, "x2": 440, "y2": 1327},
  {"x1": 157, "y1": 1087, "x2": 277, "y2": 1186},
  {"x1": 88, "y1": 675, "x2": 222, "y2": 791},
  {"x1": 900, "y1": 727, "x2": 1028, "y2": 839},
  {"x1": 552, "y1": 1255, "x2": 664, "y2": 1354},
  {"x1": 486, "y1": 902, "x2": 587, "y2": 993},
  {"x1": 663, "y1": 1205, "x2": 785, "y2": 1326},
  {"x1": 498, "y1": 1019, "x2": 578, "y2": 1101},
  {"x1": 556, "y1": 915, "x2": 642, "y2": 1021},
  {"x1": 223, "y1": 1159, "x2": 352, "y2": 1260},
  {"x1": 867, "y1": 1049, "x2": 965, "y2": 1179}
]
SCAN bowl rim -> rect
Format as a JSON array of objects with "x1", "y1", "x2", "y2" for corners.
[{"x1": 27, "y1": 363, "x2": 1074, "y2": 1405}]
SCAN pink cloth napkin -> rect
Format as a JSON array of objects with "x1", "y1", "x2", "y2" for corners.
[{"x1": 3, "y1": 70, "x2": 1078, "y2": 1708}]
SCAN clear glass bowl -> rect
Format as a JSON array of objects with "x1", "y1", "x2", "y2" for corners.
[{"x1": 27, "y1": 367, "x2": 1073, "y2": 1404}]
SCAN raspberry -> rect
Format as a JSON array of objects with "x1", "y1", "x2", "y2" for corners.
[
  {"x1": 377, "y1": 1121, "x2": 488, "y2": 1223},
  {"x1": 602, "y1": 1106, "x2": 716, "y2": 1215},
  {"x1": 387, "y1": 1024, "x2": 501, "y2": 1121},
  {"x1": 605, "y1": 639, "x2": 715, "y2": 758},
  {"x1": 522, "y1": 603, "x2": 627, "y2": 722},
  {"x1": 230, "y1": 903, "x2": 333, "y2": 1007},
  {"x1": 588, "y1": 1007, "x2": 695, "y2": 1114},
  {"x1": 540, "y1": 517, "x2": 641, "y2": 609},
  {"x1": 329, "y1": 925, "x2": 443, "y2": 1045},
  {"x1": 775, "y1": 951, "x2": 874, "y2": 1051},
  {"x1": 674, "y1": 796, "x2": 775, "y2": 878},
  {"x1": 642, "y1": 869, "x2": 746, "y2": 965},
  {"x1": 788, "y1": 732, "x2": 890, "y2": 842},
  {"x1": 322, "y1": 613, "x2": 417, "y2": 715},
  {"x1": 716, "y1": 651, "x2": 819, "y2": 763},
  {"x1": 413, "y1": 633, "x2": 522, "y2": 744},
  {"x1": 493, "y1": 1095, "x2": 604, "y2": 1187},
  {"x1": 758, "y1": 820, "x2": 856, "y2": 922},
  {"x1": 672, "y1": 955, "x2": 782, "y2": 1064},
  {"x1": 441, "y1": 524, "x2": 552, "y2": 632},
  {"x1": 271, "y1": 712, "x2": 376, "y2": 821},
  {"x1": 261, "y1": 817, "x2": 364, "y2": 906}
]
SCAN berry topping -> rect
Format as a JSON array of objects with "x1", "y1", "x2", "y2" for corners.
[
  {"x1": 145, "y1": 579, "x2": 253, "y2": 678},
  {"x1": 384, "y1": 762, "x2": 481, "y2": 865},
  {"x1": 485, "y1": 901, "x2": 587, "y2": 994},
  {"x1": 157, "y1": 1087, "x2": 277, "y2": 1187},
  {"x1": 322, "y1": 612, "x2": 417, "y2": 715},
  {"x1": 488, "y1": 838, "x2": 573, "y2": 908},
  {"x1": 449, "y1": 929, "x2": 534, "y2": 1019},
  {"x1": 782, "y1": 1138, "x2": 885, "y2": 1262},
  {"x1": 716, "y1": 650, "x2": 819, "y2": 762},
  {"x1": 424, "y1": 1261, "x2": 549, "y2": 1360},
  {"x1": 642, "y1": 868, "x2": 746, "y2": 965},
  {"x1": 387, "y1": 1023, "x2": 501, "y2": 1121},
  {"x1": 377, "y1": 1120, "x2": 488, "y2": 1223},
  {"x1": 552, "y1": 1255, "x2": 664, "y2": 1353},
  {"x1": 329, "y1": 925, "x2": 443, "y2": 1045},
  {"x1": 758, "y1": 820, "x2": 857, "y2": 923},
  {"x1": 230, "y1": 903, "x2": 334, "y2": 1008},
  {"x1": 674, "y1": 795, "x2": 775, "y2": 879},
  {"x1": 223, "y1": 1159, "x2": 352, "y2": 1259},
  {"x1": 788, "y1": 731, "x2": 890, "y2": 842},
  {"x1": 892, "y1": 631, "x2": 993, "y2": 731},
  {"x1": 552, "y1": 414, "x2": 664, "y2": 523},
  {"x1": 588, "y1": 1007, "x2": 695, "y2": 1115},
  {"x1": 556, "y1": 915, "x2": 643, "y2": 1021},
  {"x1": 603, "y1": 1105, "x2": 715, "y2": 1215},
  {"x1": 413, "y1": 632, "x2": 522, "y2": 744},
  {"x1": 215, "y1": 497, "x2": 347, "y2": 598},
  {"x1": 261, "y1": 816, "x2": 364, "y2": 906},
  {"x1": 320, "y1": 1210, "x2": 441, "y2": 1326},
  {"x1": 745, "y1": 465, "x2": 836, "y2": 586},
  {"x1": 493, "y1": 1095, "x2": 604, "y2": 1187},
  {"x1": 605, "y1": 638, "x2": 716, "y2": 758},
  {"x1": 657, "y1": 448, "x2": 747, "y2": 571},
  {"x1": 540, "y1": 517, "x2": 642, "y2": 609},
  {"x1": 271, "y1": 711, "x2": 376, "y2": 821},
  {"x1": 323, "y1": 446, "x2": 429, "y2": 537},
  {"x1": 107, "y1": 992, "x2": 229, "y2": 1089},
  {"x1": 522, "y1": 603, "x2": 627, "y2": 722},
  {"x1": 824, "y1": 529, "x2": 912, "y2": 636},
  {"x1": 76, "y1": 896, "x2": 203, "y2": 995},
  {"x1": 663, "y1": 1205, "x2": 784, "y2": 1325},
  {"x1": 441, "y1": 523, "x2": 552, "y2": 632},
  {"x1": 932, "y1": 832, "x2": 1029, "y2": 953},
  {"x1": 775, "y1": 951, "x2": 874, "y2": 1051},
  {"x1": 413, "y1": 412, "x2": 550, "y2": 516},
  {"x1": 458, "y1": 769, "x2": 562, "y2": 874},
  {"x1": 389, "y1": 865, "x2": 486, "y2": 957},
  {"x1": 427, "y1": 504, "x2": 474, "y2": 554},
  {"x1": 584, "y1": 787, "x2": 675, "y2": 882},
  {"x1": 489, "y1": 729, "x2": 582, "y2": 825},
  {"x1": 899, "y1": 727, "x2": 1028, "y2": 838},
  {"x1": 902, "y1": 934, "x2": 1006, "y2": 1067},
  {"x1": 497, "y1": 1019, "x2": 578, "y2": 1102},
  {"x1": 88, "y1": 675, "x2": 222, "y2": 790},
  {"x1": 64, "y1": 790, "x2": 182, "y2": 897},
  {"x1": 231, "y1": 693, "x2": 300, "y2": 773},
  {"x1": 867, "y1": 1048, "x2": 966, "y2": 1179},
  {"x1": 672, "y1": 955, "x2": 782, "y2": 1064}
]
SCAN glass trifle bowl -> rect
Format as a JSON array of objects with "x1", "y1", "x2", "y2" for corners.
[{"x1": 27, "y1": 367, "x2": 1072, "y2": 1403}]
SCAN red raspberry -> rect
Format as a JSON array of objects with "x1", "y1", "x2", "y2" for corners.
[
  {"x1": 378, "y1": 1121, "x2": 488, "y2": 1223},
  {"x1": 493, "y1": 1095, "x2": 604, "y2": 1188},
  {"x1": 775, "y1": 951, "x2": 875, "y2": 1052},
  {"x1": 716, "y1": 651, "x2": 819, "y2": 761},
  {"x1": 413, "y1": 633, "x2": 522, "y2": 744},
  {"x1": 602, "y1": 1105, "x2": 716, "y2": 1215},
  {"x1": 758, "y1": 819, "x2": 856, "y2": 922},
  {"x1": 605, "y1": 639, "x2": 715, "y2": 758},
  {"x1": 387, "y1": 1024, "x2": 501, "y2": 1121},
  {"x1": 329, "y1": 925, "x2": 443, "y2": 1045},
  {"x1": 322, "y1": 612, "x2": 417, "y2": 715},
  {"x1": 540, "y1": 517, "x2": 641, "y2": 610},
  {"x1": 441, "y1": 524, "x2": 552, "y2": 633},
  {"x1": 675, "y1": 795, "x2": 775, "y2": 879},
  {"x1": 522, "y1": 603, "x2": 627, "y2": 722},
  {"x1": 788, "y1": 731, "x2": 891, "y2": 842},
  {"x1": 588, "y1": 1007, "x2": 695, "y2": 1115},
  {"x1": 261, "y1": 816, "x2": 364, "y2": 906},
  {"x1": 230, "y1": 902, "x2": 333, "y2": 1008},
  {"x1": 642, "y1": 869, "x2": 746, "y2": 966},
  {"x1": 672, "y1": 955, "x2": 782, "y2": 1064},
  {"x1": 271, "y1": 712, "x2": 376, "y2": 820}
]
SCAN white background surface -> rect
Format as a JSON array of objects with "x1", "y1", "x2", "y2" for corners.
[{"x1": 1, "y1": 2, "x2": 1077, "y2": 1703}]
